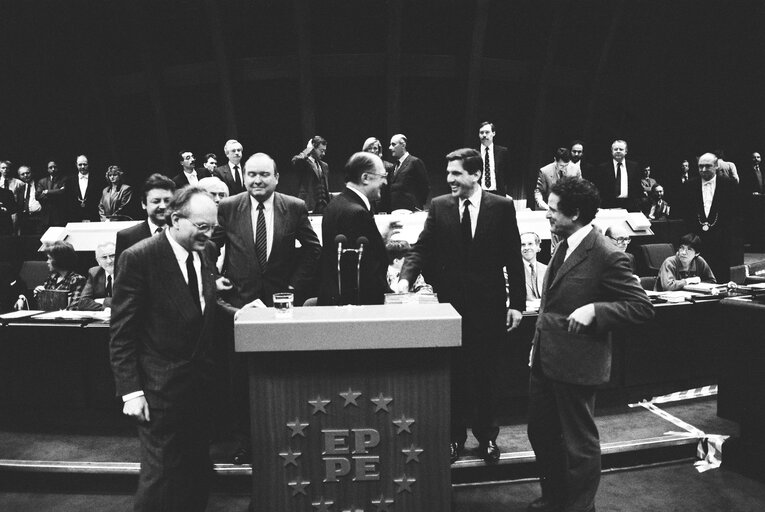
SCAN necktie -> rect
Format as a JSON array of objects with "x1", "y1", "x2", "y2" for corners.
[
  {"x1": 755, "y1": 165, "x2": 763, "y2": 192},
  {"x1": 105, "y1": 275, "x2": 112, "y2": 297},
  {"x1": 233, "y1": 165, "x2": 241, "y2": 189},
  {"x1": 545, "y1": 240, "x2": 568, "y2": 290},
  {"x1": 23, "y1": 184, "x2": 30, "y2": 213},
  {"x1": 393, "y1": 160, "x2": 401, "y2": 179},
  {"x1": 186, "y1": 253, "x2": 201, "y2": 312},
  {"x1": 155, "y1": 227, "x2": 163, "y2": 234},
  {"x1": 255, "y1": 201, "x2": 267, "y2": 268},
  {"x1": 615, "y1": 162, "x2": 623, "y2": 196},
  {"x1": 461, "y1": 199, "x2": 472, "y2": 254},
  {"x1": 484, "y1": 146, "x2": 492, "y2": 189},
  {"x1": 530, "y1": 263, "x2": 539, "y2": 298}
]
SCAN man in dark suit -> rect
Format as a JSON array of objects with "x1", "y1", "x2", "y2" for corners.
[
  {"x1": 216, "y1": 152, "x2": 321, "y2": 464},
  {"x1": 110, "y1": 186, "x2": 220, "y2": 512},
  {"x1": 388, "y1": 133, "x2": 429, "y2": 211},
  {"x1": 396, "y1": 148, "x2": 526, "y2": 464},
  {"x1": 172, "y1": 151, "x2": 210, "y2": 188},
  {"x1": 293, "y1": 135, "x2": 331, "y2": 214},
  {"x1": 115, "y1": 174, "x2": 176, "y2": 267},
  {"x1": 318, "y1": 152, "x2": 391, "y2": 305},
  {"x1": 740, "y1": 151, "x2": 765, "y2": 250},
  {"x1": 64, "y1": 154, "x2": 102, "y2": 222},
  {"x1": 478, "y1": 121, "x2": 511, "y2": 197},
  {"x1": 678, "y1": 152, "x2": 742, "y2": 282},
  {"x1": 570, "y1": 140, "x2": 595, "y2": 183},
  {"x1": 36, "y1": 161, "x2": 67, "y2": 229},
  {"x1": 213, "y1": 139, "x2": 245, "y2": 196},
  {"x1": 0, "y1": 186, "x2": 16, "y2": 236},
  {"x1": 75, "y1": 241, "x2": 115, "y2": 311},
  {"x1": 593, "y1": 140, "x2": 641, "y2": 211},
  {"x1": 527, "y1": 177, "x2": 653, "y2": 512},
  {"x1": 14, "y1": 165, "x2": 44, "y2": 235}
]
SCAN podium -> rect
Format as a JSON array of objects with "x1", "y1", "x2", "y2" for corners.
[{"x1": 235, "y1": 303, "x2": 461, "y2": 511}]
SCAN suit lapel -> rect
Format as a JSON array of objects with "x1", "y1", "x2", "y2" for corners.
[
  {"x1": 447, "y1": 197, "x2": 467, "y2": 259},
  {"x1": 270, "y1": 193, "x2": 286, "y2": 265},
  {"x1": 235, "y1": 193, "x2": 259, "y2": 270},
  {"x1": 156, "y1": 233, "x2": 199, "y2": 324},
  {"x1": 548, "y1": 230, "x2": 593, "y2": 290},
  {"x1": 473, "y1": 192, "x2": 491, "y2": 242}
]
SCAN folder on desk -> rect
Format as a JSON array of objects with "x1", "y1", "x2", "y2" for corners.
[{"x1": 37, "y1": 290, "x2": 69, "y2": 311}]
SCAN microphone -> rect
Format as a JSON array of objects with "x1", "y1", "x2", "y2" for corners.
[
  {"x1": 334, "y1": 235, "x2": 347, "y2": 304},
  {"x1": 355, "y1": 237, "x2": 369, "y2": 305}
]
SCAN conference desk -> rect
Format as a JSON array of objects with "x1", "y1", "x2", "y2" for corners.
[{"x1": 0, "y1": 298, "x2": 725, "y2": 422}]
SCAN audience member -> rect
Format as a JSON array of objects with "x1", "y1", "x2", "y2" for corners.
[
  {"x1": 363, "y1": 136, "x2": 395, "y2": 213},
  {"x1": 605, "y1": 224, "x2": 637, "y2": 273},
  {"x1": 214, "y1": 139, "x2": 245, "y2": 195},
  {"x1": 99, "y1": 165, "x2": 134, "y2": 221},
  {"x1": 202, "y1": 153, "x2": 217, "y2": 174},
  {"x1": 75, "y1": 241, "x2": 116, "y2": 311},
  {"x1": 388, "y1": 133, "x2": 429, "y2": 211},
  {"x1": 646, "y1": 184, "x2": 670, "y2": 220},
  {"x1": 14, "y1": 165, "x2": 44, "y2": 235},
  {"x1": 655, "y1": 233, "x2": 716, "y2": 291},
  {"x1": 0, "y1": 184, "x2": 15, "y2": 235},
  {"x1": 740, "y1": 151, "x2": 765, "y2": 250},
  {"x1": 534, "y1": 147, "x2": 579, "y2": 210},
  {"x1": 593, "y1": 139, "x2": 641, "y2": 210},
  {"x1": 714, "y1": 149, "x2": 739, "y2": 183},
  {"x1": 36, "y1": 161, "x2": 67, "y2": 228},
  {"x1": 0, "y1": 161, "x2": 21, "y2": 193},
  {"x1": 570, "y1": 140, "x2": 595, "y2": 182},
  {"x1": 395, "y1": 147, "x2": 525, "y2": 464},
  {"x1": 34, "y1": 240, "x2": 86, "y2": 309},
  {"x1": 64, "y1": 154, "x2": 102, "y2": 222},
  {"x1": 640, "y1": 165, "x2": 657, "y2": 197},
  {"x1": 198, "y1": 176, "x2": 229, "y2": 205},
  {"x1": 477, "y1": 121, "x2": 510, "y2": 196},
  {"x1": 173, "y1": 151, "x2": 210, "y2": 188},
  {"x1": 292, "y1": 136, "x2": 331, "y2": 214},
  {"x1": 521, "y1": 231, "x2": 546, "y2": 302},
  {"x1": 385, "y1": 239, "x2": 431, "y2": 293}
]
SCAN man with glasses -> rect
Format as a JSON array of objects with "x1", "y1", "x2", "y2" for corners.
[
  {"x1": 318, "y1": 152, "x2": 393, "y2": 305},
  {"x1": 75, "y1": 241, "x2": 116, "y2": 311},
  {"x1": 605, "y1": 224, "x2": 637, "y2": 273},
  {"x1": 37, "y1": 161, "x2": 67, "y2": 228}
]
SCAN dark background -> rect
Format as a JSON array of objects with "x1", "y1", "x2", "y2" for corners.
[{"x1": 1, "y1": 0, "x2": 764, "y2": 201}]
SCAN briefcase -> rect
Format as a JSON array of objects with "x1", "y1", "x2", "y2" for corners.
[{"x1": 37, "y1": 289, "x2": 70, "y2": 311}]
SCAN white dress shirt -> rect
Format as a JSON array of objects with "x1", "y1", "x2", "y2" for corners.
[
  {"x1": 229, "y1": 162, "x2": 241, "y2": 185},
  {"x1": 78, "y1": 172, "x2": 89, "y2": 199},
  {"x1": 251, "y1": 193, "x2": 275, "y2": 259},
  {"x1": 184, "y1": 170, "x2": 198, "y2": 185},
  {"x1": 613, "y1": 160, "x2": 628, "y2": 198},
  {"x1": 458, "y1": 187, "x2": 482, "y2": 238},
  {"x1": 702, "y1": 176, "x2": 716, "y2": 218},
  {"x1": 564, "y1": 224, "x2": 593, "y2": 261}
]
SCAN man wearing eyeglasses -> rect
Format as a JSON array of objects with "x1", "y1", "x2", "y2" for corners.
[
  {"x1": 605, "y1": 224, "x2": 637, "y2": 274},
  {"x1": 318, "y1": 152, "x2": 393, "y2": 305},
  {"x1": 110, "y1": 186, "x2": 220, "y2": 512}
]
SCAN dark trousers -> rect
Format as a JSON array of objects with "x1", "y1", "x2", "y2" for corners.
[
  {"x1": 135, "y1": 405, "x2": 212, "y2": 512},
  {"x1": 527, "y1": 363, "x2": 600, "y2": 512}
]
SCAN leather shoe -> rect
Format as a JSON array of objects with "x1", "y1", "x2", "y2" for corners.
[
  {"x1": 231, "y1": 447, "x2": 251, "y2": 465},
  {"x1": 449, "y1": 442, "x2": 463, "y2": 464},
  {"x1": 480, "y1": 440, "x2": 501, "y2": 464},
  {"x1": 527, "y1": 497, "x2": 562, "y2": 512}
]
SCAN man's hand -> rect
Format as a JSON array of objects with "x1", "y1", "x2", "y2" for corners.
[
  {"x1": 123, "y1": 396, "x2": 150, "y2": 423},
  {"x1": 33, "y1": 285, "x2": 44, "y2": 297},
  {"x1": 506, "y1": 309, "x2": 523, "y2": 332},
  {"x1": 567, "y1": 303, "x2": 595, "y2": 334},
  {"x1": 685, "y1": 276, "x2": 701, "y2": 285},
  {"x1": 394, "y1": 279, "x2": 410, "y2": 294},
  {"x1": 216, "y1": 276, "x2": 233, "y2": 292}
]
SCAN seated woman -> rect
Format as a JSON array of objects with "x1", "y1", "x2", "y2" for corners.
[
  {"x1": 655, "y1": 233, "x2": 716, "y2": 291},
  {"x1": 33, "y1": 240, "x2": 87, "y2": 309},
  {"x1": 98, "y1": 165, "x2": 134, "y2": 220}
]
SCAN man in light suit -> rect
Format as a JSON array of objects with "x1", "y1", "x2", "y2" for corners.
[
  {"x1": 110, "y1": 186, "x2": 220, "y2": 512},
  {"x1": 213, "y1": 139, "x2": 245, "y2": 195},
  {"x1": 216, "y1": 152, "x2": 321, "y2": 464},
  {"x1": 172, "y1": 151, "x2": 210, "y2": 188},
  {"x1": 593, "y1": 140, "x2": 641, "y2": 211},
  {"x1": 535, "y1": 148, "x2": 580, "y2": 211},
  {"x1": 388, "y1": 133, "x2": 429, "y2": 211},
  {"x1": 396, "y1": 148, "x2": 526, "y2": 464},
  {"x1": 293, "y1": 135, "x2": 331, "y2": 214},
  {"x1": 478, "y1": 121, "x2": 511, "y2": 197},
  {"x1": 75, "y1": 241, "x2": 115, "y2": 311},
  {"x1": 527, "y1": 177, "x2": 653, "y2": 512},
  {"x1": 318, "y1": 152, "x2": 391, "y2": 306},
  {"x1": 115, "y1": 174, "x2": 176, "y2": 268},
  {"x1": 521, "y1": 232, "x2": 546, "y2": 302}
]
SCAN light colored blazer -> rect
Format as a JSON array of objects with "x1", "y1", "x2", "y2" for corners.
[{"x1": 534, "y1": 162, "x2": 581, "y2": 210}]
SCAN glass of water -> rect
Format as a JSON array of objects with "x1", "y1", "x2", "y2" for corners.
[{"x1": 272, "y1": 292, "x2": 294, "y2": 318}]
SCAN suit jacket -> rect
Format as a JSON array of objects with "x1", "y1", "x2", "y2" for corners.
[
  {"x1": 0, "y1": 187, "x2": 16, "y2": 235},
  {"x1": 678, "y1": 176, "x2": 740, "y2": 234},
  {"x1": 740, "y1": 164, "x2": 765, "y2": 196},
  {"x1": 317, "y1": 188, "x2": 390, "y2": 305},
  {"x1": 390, "y1": 154, "x2": 429, "y2": 211},
  {"x1": 109, "y1": 232, "x2": 217, "y2": 408},
  {"x1": 36, "y1": 174, "x2": 67, "y2": 227},
  {"x1": 292, "y1": 154, "x2": 330, "y2": 214},
  {"x1": 532, "y1": 228, "x2": 653, "y2": 386},
  {"x1": 115, "y1": 221, "x2": 153, "y2": 269},
  {"x1": 172, "y1": 168, "x2": 211, "y2": 189},
  {"x1": 63, "y1": 172, "x2": 102, "y2": 222},
  {"x1": 524, "y1": 260, "x2": 547, "y2": 301},
  {"x1": 534, "y1": 162, "x2": 581, "y2": 210},
  {"x1": 400, "y1": 191, "x2": 526, "y2": 327},
  {"x1": 213, "y1": 163, "x2": 245, "y2": 195},
  {"x1": 216, "y1": 191, "x2": 321, "y2": 307},
  {"x1": 75, "y1": 265, "x2": 112, "y2": 311},
  {"x1": 593, "y1": 160, "x2": 642, "y2": 210},
  {"x1": 98, "y1": 183, "x2": 134, "y2": 220},
  {"x1": 478, "y1": 144, "x2": 510, "y2": 196}
]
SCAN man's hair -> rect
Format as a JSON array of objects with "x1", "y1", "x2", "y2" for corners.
[
  {"x1": 76, "y1": 154, "x2": 88, "y2": 161},
  {"x1": 204, "y1": 153, "x2": 217, "y2": 162},
  {"x1": 0, "y1": 160, "x2": 11, "y2": 167},
  {"x1": 167, "y1": 185, "x2": 213, "y2": 219},
  {"x1": 550, "y1": 177, "x2": 600, "y2": 225},
  {"x1": 611, "y1": 139, "x2": 628, "y2": 151},
  {"x1": 479, "y1": 121, "x2": 495, "y2": 131},
  {"x1": 554, "y1": 147, "x2": 571, "y2": 162},
  {"x1": 96, "y1": 241, "x2": 116, "y2": 257},
  {"x1": 344, "y1": 152, "x2": 378, "y2": 184},
  {"x1": 385, "y1": 239, "x2": 412, "y2": 264},
  {"x1": 679, "y1": 233, "x2": 702, "y2": 252},
  {"x1": 571, "y1": 139, "x2": 585, "y2": 148},
  {"x1": 312, "y1": 135, "x2": 328, "y2": 147},
  {"x1": 44, "y1": 240, "x2": 78, "y2": 272},
  {"x1": 392, "y1": 134, "x2": 408, "y2": 145},
  {"x1": 445, "y1": 148, "x2": 483, "y2": 176},
  {"x1": 224, "y1": 139, "x2": 241, "y2": 153},
  {"x1": 651, "y1": 183, "x2": 663, "y2": 193},
  {"x1": 198, "y1": 176, "x2": 229, "y2": 195},
  {"x1": 244, "y1": 153, "x2": 278, "y2": 175},
  {"x1": 520, "y1": 231, "x2": 541, "y2": 245},
  {"x1": 178, "y1": 151, "x2": 192, "y2": 163},
  {"x1": 141, "y1": 173, "x2": 176, "y2": 203}
]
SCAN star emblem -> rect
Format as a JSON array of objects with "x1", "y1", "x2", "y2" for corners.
[
  {"x1": 370, "y1": 393, "x2": 393, "y2": 413},
  {"x1": 392, "y1": 414, "x2": 415, "y2": 434},
  {"x1": 339, "y1": 388, "x2": 362, "y2": 407},
  {"x1": 401, "y1": 443, "x2": 424, "y2": 463},
  {"x1": 288, "y1": 478, "x2": 310, "y2": 496},
  {"x1": 371, "y1": 493, "x2": 395, "y2": 511},
  {"x1": 286, "y1": 417, "x2": 309, "y2": 437},
  {"x1": 394, "y1": 473, "x2": 416, "y2": 494},
  {"x1": 308, "y1": 395, "x2": 331, "y2": 415},
  {"x1": 278, "y1": 447, "x2": 301, "y2": 467},
  {"x1": 311, "y1": 496, "x2": 334, "y2": 511}
]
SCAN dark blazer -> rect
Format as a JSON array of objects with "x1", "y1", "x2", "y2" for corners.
[
  {"x1": 216, "y1": 191, "x2": 321, "y2": 307},
  {"x1": 36, "y1": 174, "x2": 67, "y2": 227},
  {"x1": 478, "y1": 144, "x2": 510, "y2": 196},
  {"x1": 593, "y1": 160, "x2": 642, "y2": 210},
  {"x1": 0, "y1": 187, "x2": 16, "y2": 235},
  {"x1": 172, "y1": 168, "x2": 211, "y2": 189},
  {"x1": 740, "y1": 164, "x2": 765, "y2": 196},
  {"x1": 389, "y1": 154, "x2": 429, "y2": 211},
  {"x1": 63, "y1": 172, "x2": 102, "y2": 222},
  {"x1": 317, "y1": 188, "x2": 390, "y2": 305},
  {"x1": 213, "y1": 163, "x2": 244, "y2": 195},
  {"x1": 75, "y1": 265, "x2": 112, "y2": 311},
  {"x1": 532, "y1": 228, "x2": 654, "y2": 386},
  {"x1": 109, "y1": 232, "x2": 217, "y2": 407},
  {"x1": 292, "y1": 154, "x2": 330, "y2": 214},
  {"x1": 115, "y1": 221, "x2": 153, "y2": 270},
  {"x1": 400, "y1": 191, "x2": 526, "y2": 319}
]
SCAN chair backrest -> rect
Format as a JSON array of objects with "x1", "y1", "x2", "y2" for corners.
[
  {"x1": 639, "y1": 275, "x2": 657, "y2": 291},
  {"x1": 640, "y1": 243, "x2": 676, "y2": 275},
  {"x1": 18, "y1": 260, "x2": 49, "y2": 289},
  {"x1": 730, "y1": 264, "x2": 748, "y2": 285}
]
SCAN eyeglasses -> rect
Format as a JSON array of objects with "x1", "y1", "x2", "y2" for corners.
[
  {"x1": 182, "y1": 218, "x2": 217, "y2": 233},
  {"x1": 366, "y1": 172, "x2": 387, "y2": 181},
  {"x1": 609, "y1": 236, "x2": 631, "y2": 245}
]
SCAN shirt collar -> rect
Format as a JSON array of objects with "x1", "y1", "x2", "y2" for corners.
[
  {"x1": 703, "y1": 175, "x2": 716, "y2": 186},
  {"x1": 184, "y1": 169, "x2": 197, "y2": 176},
  {"x1": 79, "y1": 173, "x2": 89, "y2": 179},
  {"x1": 250, "y1": 192, "x2": 275, "y2": 210},
  {"x1": 229, "y1": 161, "x2": 240, "y2": 171},
  {"x1": 346, "y1": 184, "x2": 371, "y2": 210},
  {"x1": 398, "y1": 152, "x2": 410, "y2": 165},
  {"x1": 146, "y1": 218, "x2": 163, "y2": 234},
  {"x1": 459, "y1": 186, "x2": 482, "y2": 208},
  {"x1": 481, "y1": 143, "x2": 494, "y2": 153},
  {"x1": 565, "y1": 224, "x2": 593, "y2": 254},
  {"x1": 165, "y1": 229, "x2": 190, "y2": 263},
  {"x1": 613, "y1": 159, "x2": 625, "y2": 168}
]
